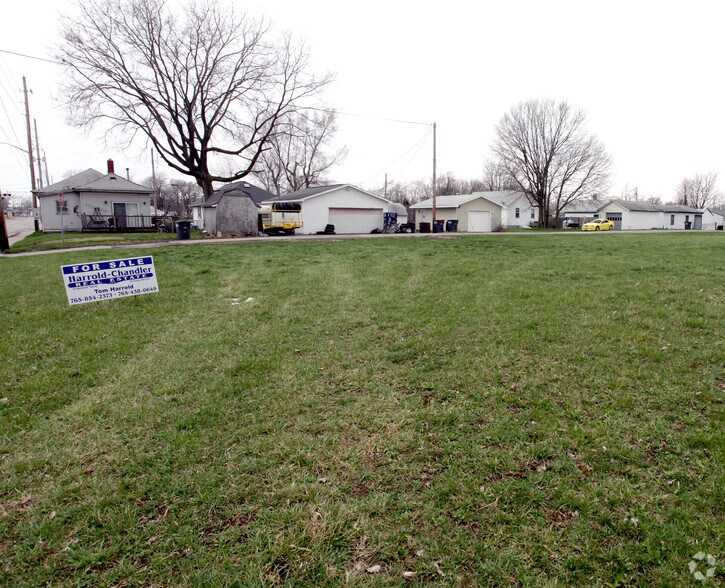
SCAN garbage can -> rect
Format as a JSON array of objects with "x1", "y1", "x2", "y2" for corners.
[
  {"x1": 684, "y1": 221, "x2": 692, "y2": 230},
  {"x1": 176, "y1": 220, "x2": 192, "y2": 240},
  {"x1": 433, "y1": 220, "x2": 445, "y2": 233},
  {"x1": 446, "y1": 219, "x2": 459, "y2": 232},
  {"x1": 419, "y1": 222, "x2": 431, "y2": 233}
]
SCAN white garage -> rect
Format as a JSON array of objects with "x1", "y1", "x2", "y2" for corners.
[
  {"x1": 411, "y1": 193, "x2": 504, "y2": 232},
  {"x1": 262, "y1": 184, "x2": 392, "y2": 234}
]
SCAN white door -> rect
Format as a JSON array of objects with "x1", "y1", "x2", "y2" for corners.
[
  {"x1": 467, "y1": 210, "x2": 491, "y2": 232},
  {"x1": 328, "y1": 208, "x2": 383, "y2": 234}
]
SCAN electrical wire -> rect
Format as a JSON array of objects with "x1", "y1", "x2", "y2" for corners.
[{"x1": 357, "y1": 127, "x2": 432, "y2": 186}]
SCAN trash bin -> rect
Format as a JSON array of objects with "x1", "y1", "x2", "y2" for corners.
[
  {"x1": 433, "y1": 220, "x2": 445, "y2": 233},
  {"x1": 176, "y1": 220, "x2": 192, "y2": 240},
  {"x1": 446, "y1": 219, "x2": 459, "y2": 232},
  {"x1": 684, "y1": 221, "x2": 692, "y2": 230},
  {"x1": 419, "y1": 222, "x2": 431, "y2": 233}
]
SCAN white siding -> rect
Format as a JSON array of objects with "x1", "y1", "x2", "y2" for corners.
[
  {"x1": 300, "y1": 187, "x2": 391, "y2": 234},
  {"x1": 597, "y1": 202, "x2": 662, "y2": 230},
  {"x1": 502, "y1": 194, "x2": 538, "y2": 227}
]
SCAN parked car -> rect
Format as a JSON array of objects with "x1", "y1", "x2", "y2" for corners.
[
  {"x1": 562, "y1": 219, "x2": 580, "y2": 229},
  {"x1": 581, "y1": 219, "x2": 615, "y2": 231}
]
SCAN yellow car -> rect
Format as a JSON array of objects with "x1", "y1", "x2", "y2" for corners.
[{"x1": 581, "y1": 219, "x2": 615, "y2": 231}]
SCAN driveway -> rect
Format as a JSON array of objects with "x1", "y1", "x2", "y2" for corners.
[{"x1": 5, "y1": 216, "x2": 35, "y2": 245}]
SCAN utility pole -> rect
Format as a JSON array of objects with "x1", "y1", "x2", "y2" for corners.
[
  {"x1": 0, "y1": 189, "x2": 9, "y2": 252},
  {"x1": 23, "y1": 77, "x2": 38, "y2": 231},
  {"x1": 432, "y1": 122, "x2": 437, "y2": 226},
  {"x1": 34, "y1": 119, "x2": 43, "y2": 189}
]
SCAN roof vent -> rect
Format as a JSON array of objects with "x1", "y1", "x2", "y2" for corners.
[
  {"x1": 110, "y1": 175, "x2": 117, "y2": 180},
  {"x1": 242, "y1": 182, "x2": 251, "y2": 188}
]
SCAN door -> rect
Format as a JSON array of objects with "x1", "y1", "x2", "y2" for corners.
[
  {"x1": 328, "y1": 208, "x2": 383, "y2": 234},
  {"x1": 113, "y1": 202, "x2": 127, "y2": 229},
  {"x1": 467, "y1": 210, "x2": 491, "y2": 232},
  {"x1": 694, "y1": 215, "x2": 702, "y2": 230},
  {"x1": 126, "y1": 203, "x2": 140, "y2": 228},
  {"x1": 606, "y1": 213, "x2": 622, "y2": 230}
]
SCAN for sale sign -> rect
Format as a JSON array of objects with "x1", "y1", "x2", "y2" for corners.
[{"x1": 61, "y1": 256, "x2": 159, "y2": 305}]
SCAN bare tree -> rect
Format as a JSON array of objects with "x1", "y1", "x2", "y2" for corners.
[
  {"x1": 144, "y1": 175, "x2": 202, "y2": 216},
  {"x1": 492, "y1": 99, "x2": 612, "y2": 227},
  {"x1": 254, "y1": 110, "x2": 347, "y2": 196},
  {"x1": 58, "y1": 0, "x2": 332, "y2": 198},
  {"x1": 676, "y1": 172, "x2": 719, "y2": 208},
  {"x1": 481, "y1": 158, "x2": 517, "y2": 191}
]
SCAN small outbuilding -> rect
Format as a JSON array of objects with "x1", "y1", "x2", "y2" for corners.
[
  {"x1": 479, "y1": 191, "x2": 539, "y2": 228},
  {"x1": 190, "y1": 181, "x2": 276, "y2": 235},
  {"x1": 264, "y1": 184, "x2": 393, "y2": 234}
]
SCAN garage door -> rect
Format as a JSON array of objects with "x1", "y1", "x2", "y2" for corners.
[
  {"x1": 605, "y1": 213, "x2": 622, "y2": 231},
  {"x1": 467, "y1": 210, "x2": 491, "y2": 232},
  {"x1": 328, "y1": 208, "x2": 383, "y2": 234}
]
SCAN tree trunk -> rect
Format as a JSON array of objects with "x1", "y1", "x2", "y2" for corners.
[{"x1": 199, "y1": 176, "x2": 215, "y2": 200}]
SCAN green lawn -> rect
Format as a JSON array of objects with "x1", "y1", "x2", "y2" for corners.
[
  {"x1": 6, "y1": 230, "x2": 201, "y2": 254},
  {"x1": 0, "y1": 233, "x2": 723, "y2": 586}
]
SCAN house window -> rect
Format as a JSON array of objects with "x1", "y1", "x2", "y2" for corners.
[
  {"x1": 670, "y1": 214, "x2": 674, "y2": 226},
  {"x1": 56, "y1": 200, "x2": 68, "y2": 214},
  {"x1": 515, "y1": 207, "x2": 520, "y2": 219},
  {"x1": 531, "y1": 208, "x2": 535, "y2": 219}
]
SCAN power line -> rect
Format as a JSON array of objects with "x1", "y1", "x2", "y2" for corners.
[
  {"x1": 301, "y1": 105, "x2": 432, "y2": 127},
  {"x1": 358, "y1": 127, "x2": 432, "y2": 187},
  {"x1": 0, "y1": 48, "x2": 60, "y2": 65}
]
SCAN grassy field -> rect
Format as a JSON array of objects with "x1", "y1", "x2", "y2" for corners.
[
  {"x1": 6, "y1": 230, "x2": 201, "y2": 254},
  {"x1": 0, "y1": 233, "x2": 723, "y2": 586}
]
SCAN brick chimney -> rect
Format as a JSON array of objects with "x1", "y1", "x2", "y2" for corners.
[{"x1": 107, "y1": 159, "x2": 115, "y2": 174}]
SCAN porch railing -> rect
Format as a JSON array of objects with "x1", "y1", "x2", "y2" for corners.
[{"x1": 81, "y1": 214, "x2": 176, "y2": 232}]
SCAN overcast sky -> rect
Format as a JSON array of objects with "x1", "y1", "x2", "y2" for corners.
[{"x1": 1, "y1": 0, "x2": 724, "y2": 202}]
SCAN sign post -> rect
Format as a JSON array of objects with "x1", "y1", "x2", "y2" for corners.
[{"x1": 61, "y1": 256, "x2": 159, "y2": 305}]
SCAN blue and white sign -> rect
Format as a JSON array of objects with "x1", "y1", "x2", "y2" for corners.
[{"x1": 61, "y1": 256, "x2": 159, "y2": 305}]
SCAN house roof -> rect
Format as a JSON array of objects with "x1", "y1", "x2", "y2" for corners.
[
  {"x1": 36, "y1": 168, "x2": 152, "y2": 196},
  {"x1": 410, "y1": 193, "x2": 504, "y2": 210},
  {"x1": 601, "y1": 199, "x2": 703, "y2": 213},
  {"x1": 263, "y1": 184, "x2": 391, "y2": 204},
  {"x1": 190, "y1": 180, "x2": 276, "y2": 208},
  {"x1": 708, "y1": 207, "x2": 725, "y2": 216},
  {"x1": 659, "y1": 204, "x2": 704, "y2": 213},
  {"x1": 472, "y1": 190, "x2": 530, "y2": 207},
  {"x1": 562, "y1": 198, "x2": 606, "y2": 213}
]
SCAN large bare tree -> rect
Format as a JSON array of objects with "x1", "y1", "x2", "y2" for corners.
[
  {"x1": 492, "y1": 99, "x2": 612, "y2": 227},
  {"x1": 254, "y1": 110, "x2": 347, "y2": 196},
  {"x1": 675, "y1": 172, "x2": 719, "y2": 208},
  {"x1": 58, "y1": 0, "x2": 332, "y2": 197}
]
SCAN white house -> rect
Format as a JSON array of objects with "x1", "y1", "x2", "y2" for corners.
[
  {"x1": 263, "y1": 184, "x2": 393, "y2": 234},
  {"x1": 702, "y1": 207, "x2": 725, "y2": 231},
  {"x1": 479, "y1": 191, "x2": 538, "y2": 228},
  {"x1": 35, "y1": 160, "x2": 153, "y2": 232},
  {"x1": 410, "y1": 193, "x2": 505, "y2": 232},
  {"x1": 596, "y1": 200, "x2": 705, "y2": 230}
]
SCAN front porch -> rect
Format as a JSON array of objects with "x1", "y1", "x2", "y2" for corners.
[{"x1": 81, "y1": 213, "x2": 174, "y2": 233}]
